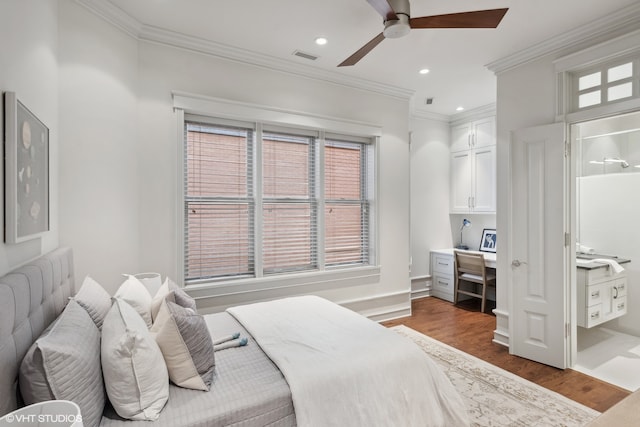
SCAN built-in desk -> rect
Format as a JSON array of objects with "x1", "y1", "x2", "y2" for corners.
[{"x1": 430, "y1": 249, "x2": 496, "y2": 302}]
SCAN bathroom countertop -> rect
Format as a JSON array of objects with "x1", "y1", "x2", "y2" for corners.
[{"x1": 576, "y1": 253, "x2": 631, "y2": 270}]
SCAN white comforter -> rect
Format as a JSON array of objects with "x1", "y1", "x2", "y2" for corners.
[{"x1": 227, "y1": 296, "x2": 469, "y2": 427}]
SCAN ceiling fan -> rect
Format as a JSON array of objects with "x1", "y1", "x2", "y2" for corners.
[{"x1": 338, "y1": 0, "x2": 508, "y2": 67}]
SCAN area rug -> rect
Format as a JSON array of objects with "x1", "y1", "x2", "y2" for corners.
[{"x1": 392, "y1": 325, "x2": 600, "y2": 427}]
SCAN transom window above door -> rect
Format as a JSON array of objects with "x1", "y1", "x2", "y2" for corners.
[{"x1": 572, "y1": 57, "x2": 639, "y2": 111}]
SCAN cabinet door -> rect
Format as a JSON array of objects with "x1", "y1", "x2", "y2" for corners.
[
  {"x1": 472, "y1": 145, "x2": 496, "y2": 212},
  {"x1": 473, "y1": 117, "x2": 496, "y2": 149},
  {"x1": 451, "y1": 123, "x2": 471, "y2": 152},
  {"x1": 451, "y1": 151, "x2": 472, "y2": 213}
]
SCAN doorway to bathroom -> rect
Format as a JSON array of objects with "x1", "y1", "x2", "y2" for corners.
[{"x1": 571, "y1": 110, "x2": 640, "y2": 391}]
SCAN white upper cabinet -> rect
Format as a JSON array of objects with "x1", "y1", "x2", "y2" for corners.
[{"x1": 450, "y1": 116, "x2": 496, "y2": 213}]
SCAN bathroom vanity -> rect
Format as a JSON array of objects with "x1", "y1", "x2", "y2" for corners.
[{"x1": 577, "y1": 255, "x2": 630, "y2": 328}]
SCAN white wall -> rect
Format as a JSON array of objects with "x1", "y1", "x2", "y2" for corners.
[
  {"x1": 409, "y1": 117, "x2": 452, "y2": 281},
  {"x1": 58, "y1": 1, "x2": 140, "y2": 294},
  {"x1": 0, "y1": 0, "x2": 59, "y2": 274},
  {"x1": 579, "y1": 174, "x2": 640, "y2": 336},
  {"x1": 136, "y1": 42, "x2": 412, "y2": 317},
  {"x1": 56, "y1": 0, "x2": 413, "y2": 317}
]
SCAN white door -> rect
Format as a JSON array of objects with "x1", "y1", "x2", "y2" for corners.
[{"x1": 510, "y1": 123, "x2": 568, "y2": 369}]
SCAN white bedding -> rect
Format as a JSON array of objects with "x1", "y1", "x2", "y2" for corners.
[{"x1": 227, "y1": 296, "x2": 469, "y2": 427}]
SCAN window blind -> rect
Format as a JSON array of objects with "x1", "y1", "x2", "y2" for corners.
[
  {"x1": 262, "y1": 130, "x2": 318, "y2": 273},
  {"x1": 184, "y1": 121, "x2": 255, "y2": 280},
  {"x1": 324, "y1": 139, "x2": 371, "y2": 266},
  {"x1": 183, "y1": 116, "x2": 375, "y2": 284}
]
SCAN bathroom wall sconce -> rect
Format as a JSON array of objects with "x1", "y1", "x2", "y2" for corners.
[{"x1": 456, "y1": 218, "x2": 471, "y2": 250}]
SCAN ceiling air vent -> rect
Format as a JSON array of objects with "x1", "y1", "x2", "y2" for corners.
[{"x1": 293, "y1": 50, "x2": 319, "y2": 61}]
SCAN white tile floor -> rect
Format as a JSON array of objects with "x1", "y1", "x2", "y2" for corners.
[{"x1": 573, "y1": 326, "x2": 640, "y2": 392}]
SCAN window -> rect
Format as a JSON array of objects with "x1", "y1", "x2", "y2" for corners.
[
  {"x1": 573, "y1": 57, "x2": 639, "y2": 110},
  {"x1": 183, "y1": 116, "x2": 375, "y2": 284}
]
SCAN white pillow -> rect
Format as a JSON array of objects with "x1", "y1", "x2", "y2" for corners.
[
  {"x1": 150, "y1": 278, "x2": 172, "y2": 322},
  {"x1": 101, "y1": 298, "x2": 169, "y2": 421},
  {"x1": 151, "y1": 298, "x2": 215, "y2": 391},
  {"x1": 114, "y1": 275, "x2": 153, "y2": 328}
]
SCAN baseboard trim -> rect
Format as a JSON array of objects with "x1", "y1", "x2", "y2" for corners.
[
  {"x1": 411, "y1": 289, "x2": 430, "y2": 300},
  {"x1": 340, "y1": 291, "x2": 411, "y2": 323},
  {"x1": 492, "y1": 308, "x2": 510, "y2": 348}
]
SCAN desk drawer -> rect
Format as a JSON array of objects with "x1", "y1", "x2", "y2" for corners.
[
  {"x1": 432, "y1": 274, "x2": 455, "y2": 297},
  {"x1": 433, "y1": 254, "x2": 454, "y2": 275}
]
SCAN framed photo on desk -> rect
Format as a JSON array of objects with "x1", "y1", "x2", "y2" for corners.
[{"x1": 479, "y1": 229, "x2": 496, "y2": 253}]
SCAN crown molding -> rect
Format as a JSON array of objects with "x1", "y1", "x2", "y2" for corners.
[
  {"x1": 487, "y1": 2, "x2": 640, "y2": 74},
  {"x1": 410, "y1": 108, "x2": 450, "y2": 123},
  {"x1": 449, "y1": 104, "x2": 496, "y2": 126},
  {"x1": 75, "y1": 0, "x2": 142, "y2": 38},
  {"x1": 75, "y1": 0, "x2": 414, "y2": 101}
]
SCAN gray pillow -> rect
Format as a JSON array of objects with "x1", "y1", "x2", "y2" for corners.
[
  {"x1": 73, "y1": 276, "x2": 112, "y2": 330},
  {"x1": 19, "y1": 299, "x2": 105, "y2": 427},
  {"x1": 151, "y1": 299, "x2": 215, "y2": 390}
]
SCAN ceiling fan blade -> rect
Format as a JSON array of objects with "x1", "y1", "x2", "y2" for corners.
[
  {"x1": 410, "y1": 8, "x2": 508, "y2": 29},
  {"x1": 366, "y1": 0, "x2": 398, "y2": 21},
  {"x1": 338, "y1": 33, "x2": 385, "y2": 67}
]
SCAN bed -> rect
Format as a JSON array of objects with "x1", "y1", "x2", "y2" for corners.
[{"x1": 0, "y1": 247, "x2": 469, "y2": 427}]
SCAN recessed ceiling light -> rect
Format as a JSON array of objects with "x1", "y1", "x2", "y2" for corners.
[
  {"x1": 315, "y1": 37, "x2": 328, "y2": 46},
  {"x1": 419, "y1": 68, "x2": 430, "y2": 75},
  {"x1": 456, "y1": 106, "x2": 464, "y2": 111}
]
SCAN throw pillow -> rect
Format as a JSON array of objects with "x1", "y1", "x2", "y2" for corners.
[
  {"x1": 101, "y1": 298, "x2": 169, "y2": 421},
  {"x1": 150, "y1": 278, "x2": 196, "y2": 322},
  {"x1": 19, "y1": 300, "x2": 105, "y2": 427},
  {"x1": 151, "y1": 299, "x2": 215, "y2": 391},
  {"x1": 114, "y1": 275, "x2": 153, "y2": 328},
  {"x1": 73, "y1": 275, "x2": 112, "y2": 330}
]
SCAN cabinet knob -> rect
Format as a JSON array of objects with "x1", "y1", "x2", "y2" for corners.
[
  {"x1": 591, "y1": 290, "x2": 600, "y2": 298},
  {"x1": 591, "y1": 311, "x2": 600, "y2": 319}
]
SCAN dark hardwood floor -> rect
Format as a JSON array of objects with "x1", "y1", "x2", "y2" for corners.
[{"x1": 382, "y1": 297, "x2": 630, "y2": 413}]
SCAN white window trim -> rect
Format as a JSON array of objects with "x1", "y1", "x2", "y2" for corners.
[
  {"x1": 555, "y1": 29, "x2": 640, "y2": 123},
  {"x1": 173, "y1": 91, "x2": 381, "y2": 291}
]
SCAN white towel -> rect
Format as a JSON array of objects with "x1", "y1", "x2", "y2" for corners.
[{"x1": 593, "y1": 258, "x2": 624, "y2": 276}]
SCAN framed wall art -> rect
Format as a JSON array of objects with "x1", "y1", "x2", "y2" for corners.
[
  {"x1": 4, "y1": 92, "x2": 49, "y2": 243},
  {"x1": 479, "y1": 228, "x2": 496, "y2": 253}
]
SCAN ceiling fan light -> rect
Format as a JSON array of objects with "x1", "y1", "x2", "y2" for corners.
[{"x1": 383, "y1": 15, "x2": 411, "y2": 39}]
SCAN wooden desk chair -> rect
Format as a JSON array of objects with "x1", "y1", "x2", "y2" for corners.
[{"x1": 454, "y1": 251, "x2": 496, "y2": 313}]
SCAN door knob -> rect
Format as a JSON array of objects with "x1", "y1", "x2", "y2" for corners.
[{"x1": 512, "y1": 259, "x2": 528, "y2": 267}]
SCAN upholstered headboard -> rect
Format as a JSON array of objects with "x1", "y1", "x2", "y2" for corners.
[{"x1": 0, "y1": 247, "x2": 75, "y2": 417}]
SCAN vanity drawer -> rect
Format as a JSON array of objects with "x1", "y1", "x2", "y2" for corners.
[
  {"x1": 433, "y1": 254, "x2": 454, "y2": 274},
  {"x1": 585, "y1": 284, "x2": 604, "y2": 307},
  {"x1": 613, "y1": 296, "x2": 627, "y2": 315},
  {"x1": 586, "y1": 304, "x2": 603, "y2": 328}
]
